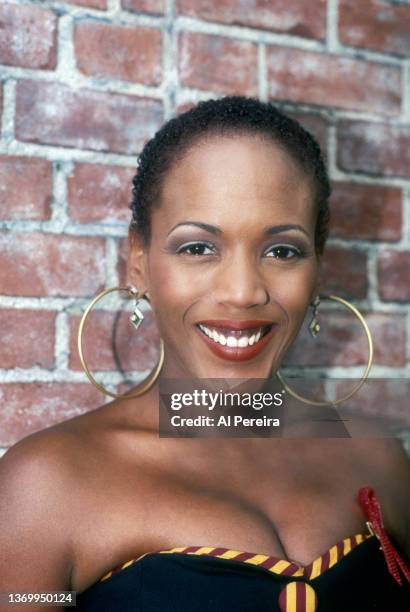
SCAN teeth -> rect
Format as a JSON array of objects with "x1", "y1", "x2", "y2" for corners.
[
  {"x1": 198, "y1": 324, "x2": 268, "y2": 348},
  {"x1": 237, "y1": 336, "x2": 249, "y2": 348}
]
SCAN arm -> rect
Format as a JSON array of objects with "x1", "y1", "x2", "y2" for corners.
[{"x1": 0, "y1": 434, "x2": 75, "y2": 611}]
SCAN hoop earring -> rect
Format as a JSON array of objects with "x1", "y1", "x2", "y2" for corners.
[
  {"x1": 77, "y1": 286, "x2": 165, "y2": 400},
  {"x1": 275, "y1": 294, "x2": 374, "y2": 407}
]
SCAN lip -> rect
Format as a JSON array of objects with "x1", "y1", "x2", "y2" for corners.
[
  {"x1": 197, "y1": 319, "x2": 275, "y2": 331},
  {"x1": 195, "y1": 321, "x2": 278, "y2": 362}
]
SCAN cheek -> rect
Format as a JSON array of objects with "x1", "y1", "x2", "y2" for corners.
[
  {"x1": 146, "y1": 250, "x2": 319, "y2": 332},
  {"x1": 149, "y1": 258, "x2": 200, "y2": 301},
  {"x1": 272, "y1": 264, "x2": 318, "y2": 324},
  {"x1": 145, "y1": 256, "x2": 203, "y2": 335}
]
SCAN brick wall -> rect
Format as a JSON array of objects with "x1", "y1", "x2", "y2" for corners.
[{"x1": 0, "y1": 0, "x2": 409, "y2": 454}]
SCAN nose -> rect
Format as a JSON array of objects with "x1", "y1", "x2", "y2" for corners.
[{"x1": 212, "y1": 251, "x2": 270, "y2": 309}]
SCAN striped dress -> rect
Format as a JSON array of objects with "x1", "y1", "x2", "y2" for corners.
[{"x1": 75, "y1": 487, "x2": 410, "y2": 611}]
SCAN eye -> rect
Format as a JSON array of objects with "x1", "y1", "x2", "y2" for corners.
[
  {"x1": 265, "y1": 245, "x2": 304, "y2": 259},
  {"x1": 176, "y1": 241, "x2": 216, "y2": 256}
]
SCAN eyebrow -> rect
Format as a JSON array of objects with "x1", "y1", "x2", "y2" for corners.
[{"x1": 167, "y1": 221, "x2": 310, "y2": 238}]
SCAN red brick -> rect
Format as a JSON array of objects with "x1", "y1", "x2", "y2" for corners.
[
  {"x1": 339, "y1": 0, "x2": 410, "y2": 57},
  {"x1": 0, "y1": 231, "x2": 106, "y2": 297},
  {"x1": 334, "y1": 378, "x2": 410, "y2": 427},
  {"x1": 283, "y1": 310, "x2": 406, "y2": 368},
  {"x1": 74, "y1": 21, "x2": 162, "y2": 85},
  {"x1": 0, "y1": 382, "x2": 103, "y2": 447},
  {"x1": 67, "y1": 163, "x2": 135, "y2": 223},
  {"x1": 0, "y1": 156, "x2": 52, "y2": 220},
  {"x1": 69, "y1": 307, "x2": 162, "y2": 372},
  {"x1": 121, "y1": 0, "x2": 165, "y2": 15},
  {"x1": 117, "y1": 236, "x2": 130, "y2": 287},
  {"x1": 179, "y1": 32, "x2": 258, "y2": 95},
  {"x1": 286, "y1": 112, "x2": 328, "y2": 158},
  {"x1": 329, "y1": 182, "x2": 402, "y2": 242},
  {"x1": 15, "y1": 81, "x2": 163, "y2": 155},
  {"x1": 363, "y1": 313, "x2": 406, "y2": 367},
  {"x1": 64, "y1": 0, "x2": 107, "y2": 8},
  {"x1": 321, "y1": 245, "x2": 368, "y2": 299},
  {"x1": 267, "y1": 46, "x2": 401, "y2": 115},
  {"x1": 337, "y1": 121, "x2": 410, "y2": 179},
  {"x1": 177, "y1": 0, "x2": 325, "y2": 40},
  {"x1": 175, "y1": 99, "x2": 197, "y2": 115},
  {"x1": 378, "y1": 250, "x2": 410, "y2": 302},
  {"x1": 0, "y1": 310, "x2": 56, "y2": 369},
  {"x1": 0, "y1": 4, "x2": 57, "y2": 70}
]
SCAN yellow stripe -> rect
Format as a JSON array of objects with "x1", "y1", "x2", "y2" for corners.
[
  {"x1": 343, "y1": 538, "x2": 352, "y2": 555},
  {"x1": 286, "y1": 581, "x2": 297, "y2": 612},
  {"x1": 355, "y1": 534, "x2": 364, "y2": 544},
  {"x1": 195, "y1": 546, "x2": 217, "y2": 555},
  {"x1": 328, "y1": 544, "x2": 339, "y2": 569},
  {"x1": 100, "y1": 570, "x2": 113, "y2": 582},
  {"x1": 305, "y1": 583, "x2": 317, "y2": 611},
  {"x1": 218, "y1": 549, "x2": 244, "y2": 559},
  {"x1": 159, "y1": 547, "x2": 188, "y2": 554},
  {"x1": 121, "y1": 560, "x2": 134, "y2": 570},
  {"x1": 270, "y1": 559, "x2": 293, "y2": 573},
  {"x1": 309, "y1": 557, "x2": 322, "y2": 580},
  {"x1": 244, "y1": 554, "x2": 269, "y2": 566},
  {"x1": 134, "y1": 552, "x2": 150, "y2": 563},
  {"x1": 291, "y1": 566, "x2": 305, "y2": 577}
]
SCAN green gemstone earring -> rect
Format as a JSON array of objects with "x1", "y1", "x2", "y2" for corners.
[
  {"x1": 129, "y1": 286, "x2": 145, "y2": 331},
  {"x1": 309, "y1": 295, "x2": 321, "y2": 338}
]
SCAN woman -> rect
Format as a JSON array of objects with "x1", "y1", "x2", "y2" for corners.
[{"x1": 0, "y1": 96, "x2": 409, "y2": 611}]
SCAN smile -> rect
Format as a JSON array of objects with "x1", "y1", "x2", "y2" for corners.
[
  {"x1": 197, "y1": 323, "x2": 271, "y2": 347},
  {"x1": 195, "y1": 320, "x2": 278, "y2": 362}
]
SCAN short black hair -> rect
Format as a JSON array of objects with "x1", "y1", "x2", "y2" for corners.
[{"x1": 129, "y1": 96, "x2": 331, "y2": 257}]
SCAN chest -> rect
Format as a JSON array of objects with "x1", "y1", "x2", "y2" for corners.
[{"x1": 70, "y1": 446, "x2": 386, "y2": 593}]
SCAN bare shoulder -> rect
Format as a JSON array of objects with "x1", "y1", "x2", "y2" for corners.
[
  {"x1": 0, "y1": 405, "x2": 102, "y2": 484},
  {"x1": 0, "y1": 395, "x2": 172, "y2": 598},
  {"x1": 0, "y1": 413, "x2": 90, "y2": 483},
  {"x1": 353, "y1": 436, "x2": 410, "y2": 558},
  {"x1": 355, "y1": 436, "x2": 410, "y2": 487},
  {"x1": 0, "y1": 424, "x2": 82, "y2": 602},
  {"x1": 0, "y1": 399, "x2": 134, "y2": 490},
  {"x1": 0, "y1": 407, "x2": 108, "y2": 596}
]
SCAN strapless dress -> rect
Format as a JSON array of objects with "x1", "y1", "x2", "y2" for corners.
[{"x1": 74, "y1": 487, "x2": 410, "y2": 611}]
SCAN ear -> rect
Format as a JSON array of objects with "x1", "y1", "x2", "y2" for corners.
[
  {"x1": 126, "y1": 227, "x2": 149, "y2": 295},
  {"x1": 311, "y1": 255, "x2": 323, "y2": 302}
]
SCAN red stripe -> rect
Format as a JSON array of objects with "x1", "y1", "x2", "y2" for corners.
[
  {"x1": 303, "y1": 562, "x2": 312, "y2": 578},
  {"x1": 208, "y1": 547, "x2": 229, "y2": 556},
  {"x1": 321, "y1": 550, "x2": 330, "y2": 573},
  {"x1": 259, "y1": 557, "x2": 279, "y2": 569},
  {"x1": 183, "y1": 546, "x2": 202, "y2": 553},
  {"x1": 280, "y1": 563, "x2": 302, "y2": 577},
  {"x1": 231, "y1": 551, "x2": 258, "y2": 562},
  {"x1": 296, "y1": 582, "x2": 305, "y2": 609}
]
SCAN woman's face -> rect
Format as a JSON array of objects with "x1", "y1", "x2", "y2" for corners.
[{"x1": 129, "y1": 133, "x2": 321, "y2": 380}]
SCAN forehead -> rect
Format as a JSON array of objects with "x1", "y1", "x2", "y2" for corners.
[{"x1": 153, "y1": 133, "x2": 316, "y2": 234}]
